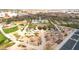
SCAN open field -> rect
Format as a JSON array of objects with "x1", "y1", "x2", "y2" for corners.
[{"x1": 3, "y1": 26, "x2": 18, "y2": 33}]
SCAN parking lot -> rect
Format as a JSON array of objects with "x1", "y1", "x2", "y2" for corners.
[{"x1": 60, "y1": 29, "x2": 79, "y2": 50}]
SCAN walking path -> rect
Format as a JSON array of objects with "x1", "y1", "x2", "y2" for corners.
[
  {"x1": 0, "y1": 24, "x2": 48, "y2": 50},
  {"x1": 0, "y1": 24, "x2": 22, "y2": 49}
]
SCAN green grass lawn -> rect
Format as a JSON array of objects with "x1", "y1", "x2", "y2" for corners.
[
  {"x1": 3, "y1": 26, "x2": 18, "y2": 33},
  {"x1": 28, "y1": 23, "x2": 37, "y2": 29},
  {"x1": 0, "y1": 34, "x2": 9, "y2": 44},
  {"x1": 0, "y1": 41, "x2": 14, "y2": 49},
  {"x1": 0, "y1": 33, "x2": 14, "y2": 49}
]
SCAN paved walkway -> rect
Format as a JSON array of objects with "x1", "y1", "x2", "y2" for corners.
[{"x1": 0, "y1": 24, "x2": 47, "y2": 50}]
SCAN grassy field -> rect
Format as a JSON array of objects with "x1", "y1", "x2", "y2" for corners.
[
  {"x1": 3, "y1": 26, "x2": 18, "y2": 33},
  {"x1": 0, "y1": 34, "x2": 9, "y2": 43},
  {"x1": 0, "y1": 33, "x2": 14, "y2": 49},
  {"x1": 28, "y1": 23, "x2": 37, "y2": 29},
  {"x1": 0, "y1": 41, "x2": 14, "y2": 49}
]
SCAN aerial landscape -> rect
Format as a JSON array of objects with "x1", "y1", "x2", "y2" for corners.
[{"x1": 0, "y1": 9, "x2": 79, "y2": 50}]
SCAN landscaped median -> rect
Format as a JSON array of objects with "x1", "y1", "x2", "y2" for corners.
[{"x1": 3, "y1": 26, "x2": 18, "y2": 33}]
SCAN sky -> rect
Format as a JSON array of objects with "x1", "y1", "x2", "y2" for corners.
[{"x1": 0, "y1": 0, "x2": 78, "y2": 9}]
